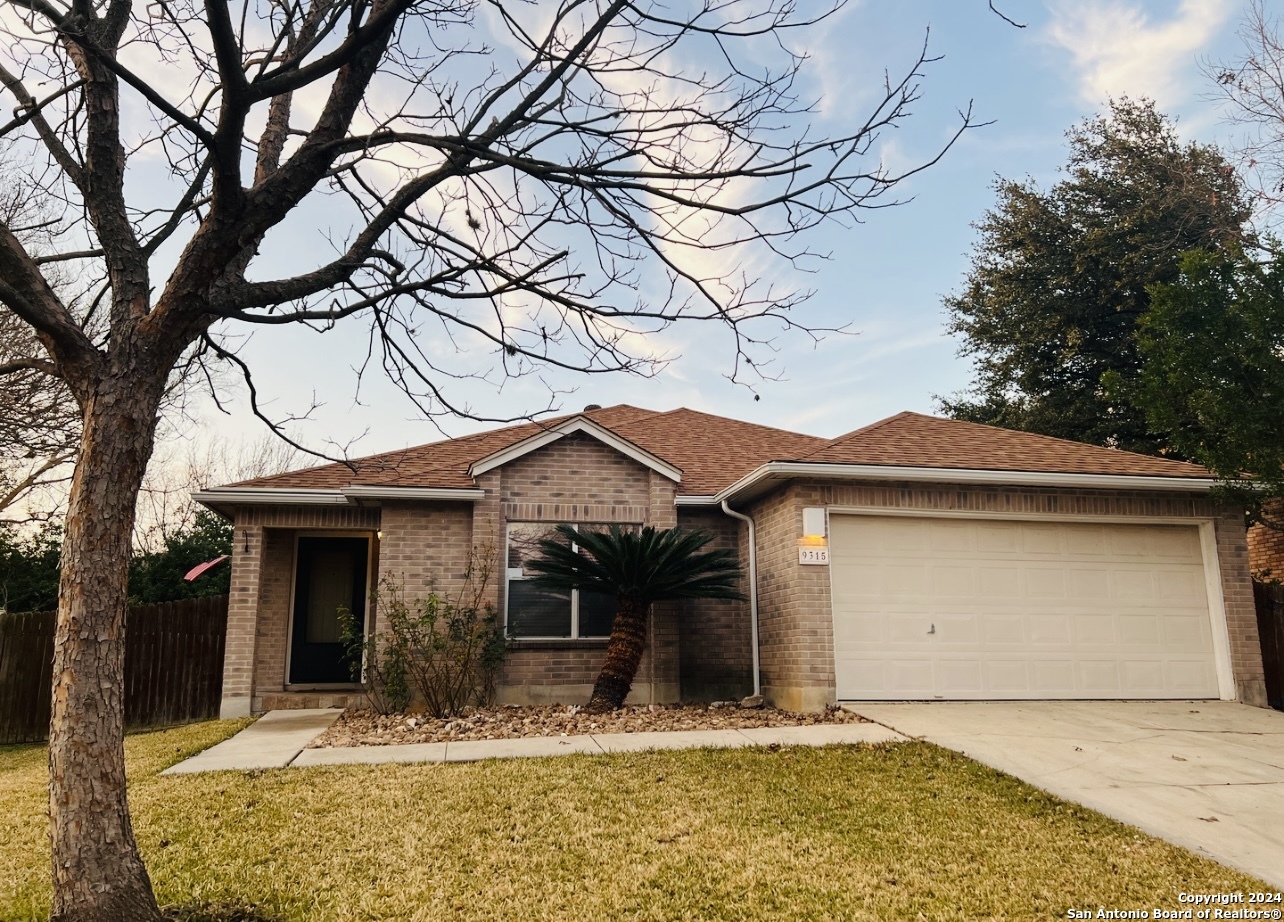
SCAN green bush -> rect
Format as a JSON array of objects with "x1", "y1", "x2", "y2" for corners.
[{"x1": 341, "y1": 548, "x2": 506, "y2": 717}]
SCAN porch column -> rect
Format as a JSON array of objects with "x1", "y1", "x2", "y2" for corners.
[{"x1": 220, "y1": 522, "x2": 263, "y2": 718}]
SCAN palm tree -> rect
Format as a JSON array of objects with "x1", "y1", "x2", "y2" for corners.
[{"x1": 526, "y1": 524, "x2": 744, "y2": 712}]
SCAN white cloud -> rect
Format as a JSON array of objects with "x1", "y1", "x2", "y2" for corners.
[{"x1": 1043, "y1": 0, "x2": 1234, "y2": 107}]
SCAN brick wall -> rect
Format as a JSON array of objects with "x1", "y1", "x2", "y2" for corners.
[
  {"x1": 1247, "y1": 501, "x2": 1284, "y2": 580},
  {"x1": 253, "y1": 528, "x2": 295, "y2": 694},
  {"x1": 489, "y1": 435, "x2": 683, "y2": 703},
  {"x1": 675, "y1": 508, "x2": 753, "y2": 701},
  {"x1": 220, "y1": 505, "x2": 380, "y2": 716},
  {"x1": 375, "y1": 501, "x2": 477, "y2": 628},
  {"x1": 748, "y1": 480, "x2": 1268, "y2": 710}
]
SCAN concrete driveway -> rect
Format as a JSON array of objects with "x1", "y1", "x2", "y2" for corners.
[{"x1": 850, "y1": 701, "x2": 1284, "y2": 889}]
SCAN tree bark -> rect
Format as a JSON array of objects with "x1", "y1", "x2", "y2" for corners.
[
  {"x1": 48, "y1": 366, "x2": 167, "y2": 922},
  {"x1": 586, "y1": 596, "x2": 649, "y2": 712}
]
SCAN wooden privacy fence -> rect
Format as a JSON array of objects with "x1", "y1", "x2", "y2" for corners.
[
  {"x1": 1252, "y1": 580, "x2": 1284, "y2": 711},
  {"x1": 0, "y1": 594, "x2": 228, "y2": 745}
]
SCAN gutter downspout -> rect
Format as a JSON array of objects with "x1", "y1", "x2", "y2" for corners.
[{"x1": 721, "y1": 500, "x2": 761, "y2": 698}]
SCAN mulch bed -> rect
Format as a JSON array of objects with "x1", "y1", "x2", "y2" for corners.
[{"x1": 308, "y1": 702, "x2": 868, "y2": 748}]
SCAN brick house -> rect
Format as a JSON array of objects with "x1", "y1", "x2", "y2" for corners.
[{"x1": 196, "y1": 406, "x2": 1270, "y2": 717}]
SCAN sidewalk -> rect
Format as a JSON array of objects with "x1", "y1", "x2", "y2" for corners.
[{"x1": 161, "y1": 709, "x2": 907, "y2": 774}]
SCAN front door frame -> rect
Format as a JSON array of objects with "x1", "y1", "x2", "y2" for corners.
[{"x1": 284, "y1": 529, "x2": 377, "y2": 689}]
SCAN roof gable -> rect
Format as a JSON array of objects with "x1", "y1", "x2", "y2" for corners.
[{"x1": 469, "y1": 415, "x2": 682, "y2": 481}]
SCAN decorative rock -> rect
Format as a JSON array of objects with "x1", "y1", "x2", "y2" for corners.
[
  {"x1": 308, "y1": 701, "x2": 863, "y2": 748},
  {"x1": 739, "y1": 695, "x2": 765, "y2": 709}
]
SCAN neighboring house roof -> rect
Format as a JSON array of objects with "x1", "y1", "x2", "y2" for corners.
[{"x1": 210, "y1": 405, "x2": 1214, "y2": 503}]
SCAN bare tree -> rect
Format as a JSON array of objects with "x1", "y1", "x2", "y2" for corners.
[
  {"x1": 0, "y1": 0, "x2": 977, "y2": 918},
  {"x1": 0, "y1": 311, "x2": 78, "y2": 522},
  {"x1": 1211, "y1": 0, "x2": 1284, "y2": 218},
  {"x1": 0, "y1": 165, "x2": 79, "y2": 523},
  {"x1": 135, "y1": 432, "x2": 305, "y2": 551}
]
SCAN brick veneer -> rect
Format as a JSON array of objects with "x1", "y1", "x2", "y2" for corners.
[
  {"x1": 221, "y1": 433, "x2": 698, "y2": 713},
  {"x1": 220, "y1": 505, "x2": 381, "y2": 717},
  {"x1": 488, "y1": 435, "x2": 683, "y2": 703},
  {"x1": 1247, "y1": 501, "x2": 1284, "y2": 580},
  {"x1": 748, "y1": 480, "x2": 1267, "y2": 711},
  {"x1": 675, "y1": 508, "x2": 753, "y2": 700},
  {"x1": 220, "y1": 435, "x2": 1268, "y2": 718}
]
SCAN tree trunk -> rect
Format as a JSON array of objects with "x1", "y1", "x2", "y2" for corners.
[
  {"x1": 48, "y1": 370, "x2": 167, "y2": 922},
  {"x1": 586, "y1": 596, "x2": 649, "y2": 712}
]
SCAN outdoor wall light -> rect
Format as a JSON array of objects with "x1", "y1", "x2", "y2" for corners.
[
  {"x1": 376, "y1": 530, "x2": 384, "y2": 541},
  {"x1": 800, "y1": 507, "x2": 828, "y2": 546},
  {"x1": 242, "y1": 530, "x2": 250, "y2": 553}
]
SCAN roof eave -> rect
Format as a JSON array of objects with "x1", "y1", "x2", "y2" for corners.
[
  {"x1": 708, "y1": 462, "x2": 1220, "y2": 505},
  {"x1": 192, "y1": 485, "x2": 486, "y2": 513}
]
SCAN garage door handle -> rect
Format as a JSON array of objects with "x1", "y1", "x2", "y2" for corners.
[{"x1": 927, "y1": 624, "x2": 935, "y2": 635}]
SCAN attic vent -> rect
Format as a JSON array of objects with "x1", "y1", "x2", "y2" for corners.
[{"x1": 583, "y1": 403, "x2": 602, "y2": 411}]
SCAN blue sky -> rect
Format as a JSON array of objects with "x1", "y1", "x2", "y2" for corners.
[{"x1": 195, "y1": 0, "x2": 1258, "y2": 463}]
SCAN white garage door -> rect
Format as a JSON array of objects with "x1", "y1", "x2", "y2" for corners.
[{"x1": 830, "y1": 515, "x2": 1222, "y2": 700}]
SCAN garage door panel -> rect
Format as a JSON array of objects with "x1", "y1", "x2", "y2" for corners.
[
  {"x1": 982, "y1": 613, "x2": 1025, "y2": 644},
  {"x1": 831, "y1": 515, "x2": 1221, "y2": 700},
  {"x1": 1079, "y1": 660, "x2": 1123, "y2": 692},
  {"x1": 988, "y1": 660, "x2": 1031, "y2": 690},
  {"x1": 1118, "y1": 614, "x2": 1160, "y2": 645}
]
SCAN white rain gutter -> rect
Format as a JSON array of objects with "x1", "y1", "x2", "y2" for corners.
[
  {"x1": 720, "y1": 499, "x2": 761, "y2": 698},
  {"x1": 710, "y1": 462, "x2": 1218, "y2": 503},
  {"x1": 192, "y1": 486, "x2": 486, "y2": 508}
]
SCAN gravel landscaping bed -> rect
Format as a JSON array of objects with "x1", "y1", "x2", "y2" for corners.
[{"x1": 309, "y1": 703, "x2": 867, "y2": 748}]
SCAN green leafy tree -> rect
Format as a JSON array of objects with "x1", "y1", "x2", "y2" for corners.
[
  {"x1": 942, "y1": 98, "x2": 1252, "y2": 454},
  {"x1": 527, "y1": 525, "x2": 743, "y2": 712},
  {"x1": 0, "y1": 522, "x2": 62, "y2": 612},
  {"x1": 1133, "y1": 247, "x2": 1284, "y2": 522},
  {"x1": 128, "y1": 510, "x2": 233, "y2": 605}
]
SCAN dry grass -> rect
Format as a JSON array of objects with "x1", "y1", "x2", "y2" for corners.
[{"x1": 0, "y1": 720, "x2": 1269, "y2": 921}]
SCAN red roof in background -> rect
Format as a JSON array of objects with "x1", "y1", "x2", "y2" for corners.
[{"x1": 222, "y1": 405, "x2": 1210, "y2": 497}]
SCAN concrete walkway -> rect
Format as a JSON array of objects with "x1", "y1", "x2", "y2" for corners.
[
  {"x1": 852, "y1": 700, "x2": 1284, "y2": 890},
  {"x1": 161, "y1": 710, "x2": 905, "y2": 774}
]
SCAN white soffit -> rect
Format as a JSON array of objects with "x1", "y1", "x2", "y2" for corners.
[{"x1": 468, "y1": 416, "x2": 682, "y2": 482}]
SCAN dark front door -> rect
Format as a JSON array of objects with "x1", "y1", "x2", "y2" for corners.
[{"x1": 290, "y1": 536, "x2": 370, "y2": 684}]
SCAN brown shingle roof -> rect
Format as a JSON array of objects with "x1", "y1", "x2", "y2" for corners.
[
  {"x1": 225, "y1": 406, "x2": 1210, "y2": 496},
  {"x1": 796, "y1": 411, "x2": 1210, "y2": 479}
]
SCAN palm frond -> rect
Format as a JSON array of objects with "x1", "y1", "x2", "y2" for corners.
[{"x1": 525, "y1": 524, "x2": 744, "y2": 605}]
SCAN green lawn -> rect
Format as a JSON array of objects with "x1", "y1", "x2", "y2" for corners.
[{"x1": 0, "y1": 720, "x2": 1269, "y2": 921}]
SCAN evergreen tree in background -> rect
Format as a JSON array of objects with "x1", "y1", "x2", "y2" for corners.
[
  {"x1": 942, "y1": 98, "x2": 1252, "y2": 455},
  {"x1": 0, "y1": 511, "x2": 231, "y2": 613},
  {"x1": 128, "y1": 510, "x2": 233, "y2": 605},
  {"x1": 0, "y1": 523, "x2": 62, "y2": 612}
]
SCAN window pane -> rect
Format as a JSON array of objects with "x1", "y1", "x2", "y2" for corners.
[
  {"x1": 507, "y1": 522, "x2": 568, "y2": 573},
  {"x1": 507, "y1": 581, "x2": 571, "y2": 638},
  {"x1": 578, "y1": 590, "x2": 617, "y2": 638}
]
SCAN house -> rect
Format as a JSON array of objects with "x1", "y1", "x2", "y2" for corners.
[{"x1": 195, "y1": 406, "x2": 1270, "y2": 717}]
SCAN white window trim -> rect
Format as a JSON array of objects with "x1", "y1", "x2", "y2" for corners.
[{"x1": 504, "y1": 522, "x2": 617, "y2": 640}]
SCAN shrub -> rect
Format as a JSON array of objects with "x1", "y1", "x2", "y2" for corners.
[{"x1": 340, "y1": 547, "x2": 506, "y2": 717}]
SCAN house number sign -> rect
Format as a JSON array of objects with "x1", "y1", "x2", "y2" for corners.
[{"x1": 798, "y1": 547, "x2": 830, "y2": 565}]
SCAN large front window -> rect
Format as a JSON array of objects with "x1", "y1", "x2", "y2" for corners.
[{"x1": 505, "y1": 523, "x2": 618, "y2": 639}]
